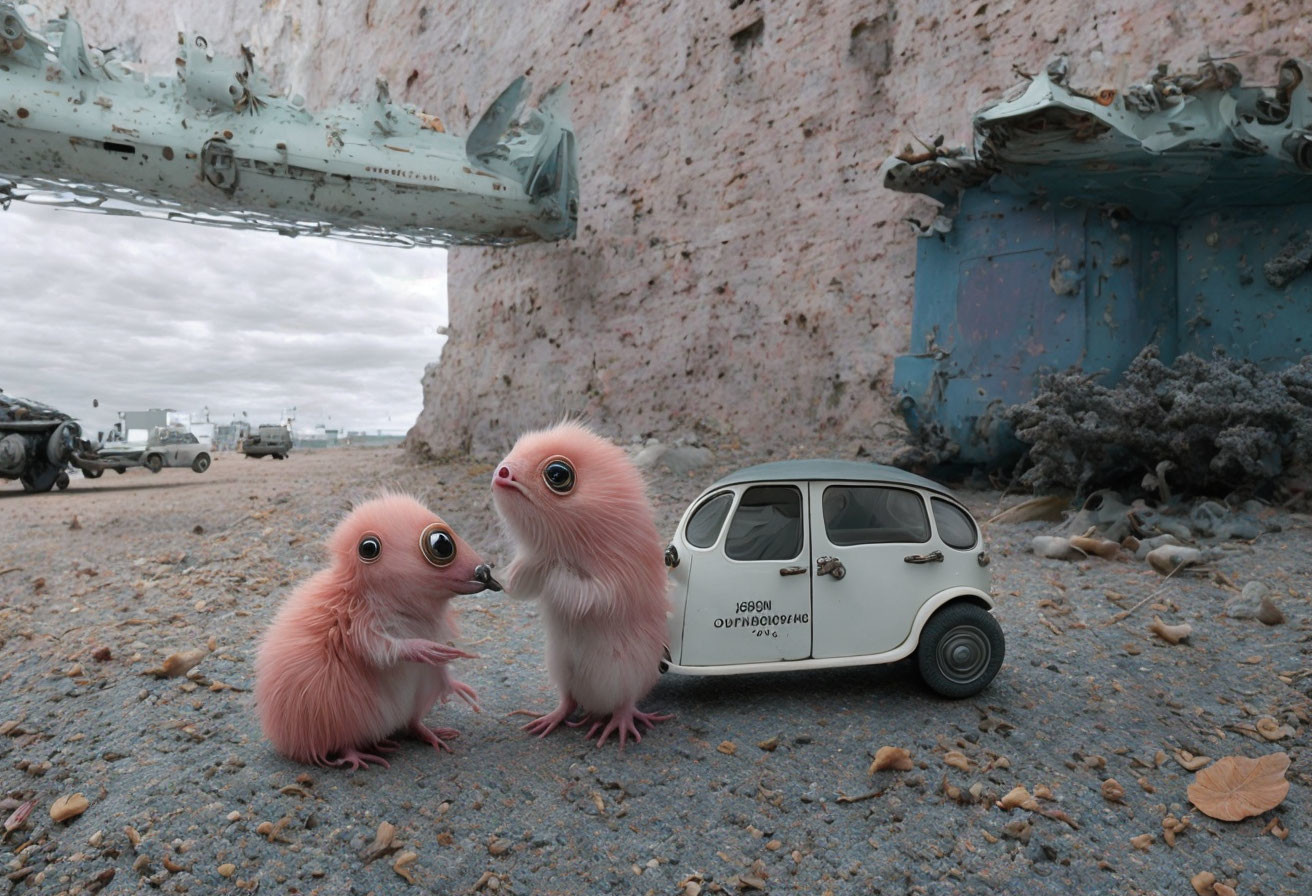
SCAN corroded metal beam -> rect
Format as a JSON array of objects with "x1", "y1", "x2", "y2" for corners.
[{"x1": 0, "y1": 3, "x2": 577, "y2": 247}]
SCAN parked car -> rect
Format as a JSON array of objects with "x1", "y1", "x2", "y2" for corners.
[
  {"x1": 661, "y1": 460, "x2": 1003, "y2": 698},
  {"x1": 240, "y1": 425, "x2": 293, "y2": 459},
  {"x1": 92, "y1": 427, "x2": 211, "y2": 474}
]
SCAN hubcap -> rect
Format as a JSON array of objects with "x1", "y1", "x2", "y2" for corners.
[{"x1": 937, "y1": 625, "x2": 990, "y2": 684}]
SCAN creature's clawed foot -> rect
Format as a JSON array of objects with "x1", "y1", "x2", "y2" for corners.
[
  {"x1": 521, "y1": 696, "x2": 578, "y2": 739},
  {"x1": 446, "y1": 679, "x2": 482, "y2": 712},
  {"x1": 411, "y1": 721, "x2": 460, "y2": 753},
  {"x1": 326, "y1": 747, "x2": 391, "y2": 770},
  {"x1": 374, "y1": 738, "x2": 401, "y2": 753},
  {"x1": 587, "y1": 704, "x2": 673, "y2": 749}
]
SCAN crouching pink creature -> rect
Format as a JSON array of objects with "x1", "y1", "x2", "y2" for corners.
[
  {"x1": 254, "y1": 494, "x2": 501, "y2": 769},
  {"x1": 492, "y1": 421, "x2": 671, "y2": 748}
]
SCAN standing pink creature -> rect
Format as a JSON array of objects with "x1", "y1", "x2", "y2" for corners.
[
  {"x1": 254, "y1": 494, "x2": 501, "y2": 769},
  {"x1": 492, "y1": 421, "x2": 671, "y2": 748}
]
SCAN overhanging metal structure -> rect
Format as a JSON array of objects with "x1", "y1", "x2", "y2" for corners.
[
  {"x1": 0, "y1": 2, "x2": 577, "y2": 247},
  {"x1": 881, "y1": 56, "x2": 1312, "y2": 467}
]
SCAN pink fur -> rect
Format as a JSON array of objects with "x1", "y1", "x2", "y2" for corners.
[
  {"x1": 492, "y1": 421, "x2": 671, "y2": 746},
  {"x1": 254, "y1": 494, "x2": 486, "y2": 768}
]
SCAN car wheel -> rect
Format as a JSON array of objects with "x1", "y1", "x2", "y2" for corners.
[
  {"x1": 145, "y1": 454, "x2": 163, "y2": 473},
  {"x1": 192, "y1": 453, "x2": 211, "y2": 473},
  {"x1": 82, "y1": 468, "x2": 104, "y2": 479},
  {"x1": 114, "y1": 467, "x2": 126, "y2": 474},
  {"x1": 56, "y1": 472, "x2": 70, "y2": 490},
  {"x1": 916, "y1": 603, "x2": 1004, "y2": 699}
]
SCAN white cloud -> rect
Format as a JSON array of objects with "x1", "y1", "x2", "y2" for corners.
[{"x1": 0, "y1": 201, "x2": 448, "y2": 437}]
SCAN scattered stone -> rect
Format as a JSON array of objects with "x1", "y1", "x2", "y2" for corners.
[
  {"x1": 1146, "y1": 545, "x2": 1204, "y2": 576},
  {"x1": 1031, "y1": 536, "x2": 1085, "y2": 561}
]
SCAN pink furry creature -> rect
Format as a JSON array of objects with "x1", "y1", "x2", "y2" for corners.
[
  {"x1": 254, "y1": 494, "x2": 502, "y2": 769},
  {"x1": 492, "y1": 421, "x2": 671, "y2": 748}
]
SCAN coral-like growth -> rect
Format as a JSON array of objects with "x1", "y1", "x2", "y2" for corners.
[{"x1": 1006, "y1": 347, "x2": 1312, "y2": 496}]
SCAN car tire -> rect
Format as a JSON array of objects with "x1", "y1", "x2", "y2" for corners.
[
  {"x1": 145, "y1": 454, "x2": 163, "y2": 473},
  {"x1": 916, "y1": 603, "x2": 1004, "y2": 699},
  {"x1": 82, "y1": 468, "x2": 103, "y2": 479},
  {"x1": 192, "y1": 453, "x2": 211, "y2": 473}
]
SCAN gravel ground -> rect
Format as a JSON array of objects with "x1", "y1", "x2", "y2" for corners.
[{"x1": 1, "y1": 445, "x2": 1308, "y2": 895}]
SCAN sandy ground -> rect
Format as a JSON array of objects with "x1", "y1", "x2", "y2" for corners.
[{"x1": 1, "y1": 445, "x2": 1308, "y2": 895}]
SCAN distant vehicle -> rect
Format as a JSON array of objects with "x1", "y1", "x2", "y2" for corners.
[
  {"x1": 0, "y1": 391, "x2": 102, "y2": 491},
  {"x1": 240, "y1": 425, "x2": 293, "y2": 459},
  {"x1": 660, "y1": 460, "x2": 1004, "y2": 698},
  {"x1": 92, "y1": 427, "x2": 211, "y2": 475}
]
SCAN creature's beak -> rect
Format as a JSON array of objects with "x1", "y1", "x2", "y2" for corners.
[{"x1": 473, "y1": 563, "x2": 503, "y2": 593}]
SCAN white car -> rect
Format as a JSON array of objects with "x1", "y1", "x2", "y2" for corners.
[
  {"x1": 90, "y1": 428, "x2": 211, "y2": 475},
  {"x1": 661, "y1": 460, "x2": 1003, "y2": 698}
]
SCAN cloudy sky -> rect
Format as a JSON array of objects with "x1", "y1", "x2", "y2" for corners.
[{"x1": 0, "y1": 200, "x2": 449, "y2": 439}]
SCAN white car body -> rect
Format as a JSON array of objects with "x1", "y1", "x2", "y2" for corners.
[{"x1": 662, "y1": 460, "x2": 1000, "y2": 695}]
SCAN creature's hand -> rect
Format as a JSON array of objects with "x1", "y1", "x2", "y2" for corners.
[{"x1": 399, "y1": 639, "x2": 477, "y2": 666}]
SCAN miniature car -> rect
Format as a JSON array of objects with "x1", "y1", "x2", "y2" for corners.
[
  {"x1": 661, "y1": 460, "x2": 1003, "y2": 698},
  {"x1": 240, "y1": 425, "x2": 293, "y2": 459}
]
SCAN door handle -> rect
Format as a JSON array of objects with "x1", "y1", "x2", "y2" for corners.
[
  {"x1": 903, "y1": 550, "x2": 944, "y2": 564},
  {"x1": 778, "y1": 566, "x2": 807, "y2": 576},
  {"x1": 815, "y1": 556, "x2": 845, "y2": 579}
]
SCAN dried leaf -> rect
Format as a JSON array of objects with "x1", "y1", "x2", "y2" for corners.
[
  {"x1": 361, "y1": 821, "x2": 400, "y2": 862},
  {"x1": 869, "y1": 746, "x2": 913, "y2": 772},
  {"x1": 1069, "y1": 535, "x2": 1119, "y2": 559},
  {"x1": 1187, "y1": 752, "x2": 1290, "y2": 822},
  {"x1": 717, "y1": 741, "x2": 737, "y2": 755},
  {"x1": 996, "y1": 785, "x2": 1037, "y2": 811},
  {"x1": 146, "y1": 648, "x2": 208, "y2": 678},
  {"x1": 1100, "y1": 778, "x2": 1125, "y2": 803},
  {"x1": 1255, "y1": 717, "x2": 1294, "y2": 741},
  {"x1": 1175, "y1": 750, "x2": 1211, "y2": 771},
  {"x1": 50, "y1": 793, "x2": 89, "y2": 822},
  {"x1": 1213, "y1": 884, "x2": 1237, "y2": 896},
  {"x1": 943, "y1": 750, "x2": 972, "y2": 771},
  {"x1": 989, "y1": 495, "x2": 1067, "y2": 524},
  {"x1": 3, "y1": 799, "x2": 34, "y2": 833},
  {"x1": 392, "y1": 851, "x2": 419, "y2": 884},
  {"x1": 1149, "y1": 617, "x2": 1191, "y2": 645}
]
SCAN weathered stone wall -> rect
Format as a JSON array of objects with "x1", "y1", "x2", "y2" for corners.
[{"x1": 57, "y1": 0, "x2": 1307, "y2": 456}]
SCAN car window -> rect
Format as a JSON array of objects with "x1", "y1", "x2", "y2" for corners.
[
  {"x1": 725, "y1": 485, "x2": 803, "y2": 561},
  {"x1": 932, "y1": 498, "x2": 978, "y2": 549},
  {"x1": 685, "y1": 491, "x2": 733, "y2": 548},
  {"x1": 822, "y1": 485, "x2": 930, "y2": 545}
]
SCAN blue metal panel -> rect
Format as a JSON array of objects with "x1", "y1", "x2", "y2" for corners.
[
  {"x1": 884, "y1": 57, "x2": 1312, "y2": 468},
  {"x1": 1176, "y1": 206, "x2": 1312, "y2": 366}
]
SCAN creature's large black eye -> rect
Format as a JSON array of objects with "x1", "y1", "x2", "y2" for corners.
[
  {"x1": 542, "y1": 457, "x2": 575, "y2": 494},
  {"x1": 420, "y1": 523, "x2": 457, "y2": 567},
  {"x1": 358, "y1": 534, "x2": 382, "y2": 563}
]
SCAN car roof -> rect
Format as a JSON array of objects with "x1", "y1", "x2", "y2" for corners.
[{"x1": 706, "y1": 459, "x2": 958, "y2": 498}]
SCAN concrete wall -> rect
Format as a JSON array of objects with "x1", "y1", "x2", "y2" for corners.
[{"x1": 55, "y1": 0, "x2": 1308, "y2": 456}]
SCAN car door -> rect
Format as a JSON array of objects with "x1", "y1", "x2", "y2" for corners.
[
  {"x1": 678, "y1": 484, "x2": 813, "y2": 666},
  {"x1": 808, "y1": 482, "x2": 939, "y2": 658}
]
